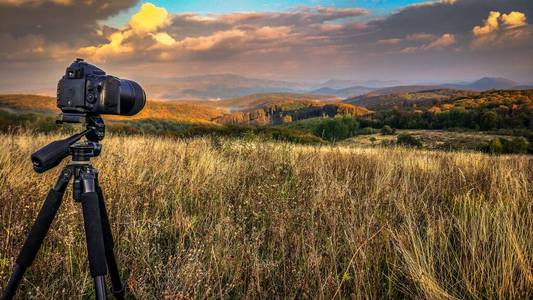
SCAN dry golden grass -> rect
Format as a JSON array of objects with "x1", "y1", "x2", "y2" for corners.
[{"x1": 0, "y1": 133, "x2": 532, "y2": 299}]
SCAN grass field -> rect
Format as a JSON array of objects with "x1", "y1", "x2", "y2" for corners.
[
  {"x1": 341, "y1": 129, "x2": 510, "y2": 151},
  {"x1": 0, "y1": 133, "x2": 532, "y2": 299}
]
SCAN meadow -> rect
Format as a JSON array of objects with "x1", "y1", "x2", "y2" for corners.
[{"x1": 0, "y1": 132, "x2": 532, "y2": 299}]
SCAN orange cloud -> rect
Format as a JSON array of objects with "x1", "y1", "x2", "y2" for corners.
[
  {"x1": 473, "y1": 11, "x2": 501, "y2": 36},
  {"x1": 151, "y1": 32, "x2": 176, "y2": 46},
  {"x1": 473, "y1": 10, "x2": 528, "y2": 36},
  {"x1": 471, "y1": 11, "x2": 528, "y2": 49},
  {"x1": 501, "y1": 11, "x2": 527, "y2": 29},
  {"x1": 401, "y1": 33, "x2": 456, "y2": 53},
  {"x1": 129, "y1": 2, "x2": 170, "y2": 34},
  {"x1": 425, "y1": 33, "x2": 456, "y2": 49},
  {"x1": 78, "y1": 31, "x2": 133, "y2": 62},
  {"x1": 78, "y1": 2, "x2": 172, "y2": 62}
]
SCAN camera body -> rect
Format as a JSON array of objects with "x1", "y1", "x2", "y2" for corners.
[{"x1": 57, "y1": 58, "x2": 145, "y2": 117}]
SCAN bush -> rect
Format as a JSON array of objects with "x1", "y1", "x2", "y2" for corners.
[
  {"x1": 314, "y1": 116, "x2": 359, "y2": 141},
  {"x1": 397, "y1": 133, "x2": 423, "y2": 148},
  {"x1": 487, "y1": 138, "x2": 504, "y2": 154},
  {"x1": 484, "y1": 137, "x2": 529, "y2": 154},
  {"x1": 508, "y1": 137, "x2": 529, "y2": 154},
  {"x1": 358, "y1": 127, "x2": 379, "y2": 135},
  {"x1": 381, "y1": 125, "x2": 395, "y2": 135}
]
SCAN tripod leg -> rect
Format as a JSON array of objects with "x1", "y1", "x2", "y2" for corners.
[
  {"x1": 79, "y1": 168, "x2": 108, "y2": 300},
  {"x1": 96, "y1": 181, "x2": 125, "y2": 299},
  {"x1": 1, "y1": 167, "x2": 71, "y2": 300}
]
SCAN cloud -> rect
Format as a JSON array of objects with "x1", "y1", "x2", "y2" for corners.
[
  {"x1": 78, "y1": 31, "x2": 134, "y2": 62},
  {"x1": 376, "y1": 38, "x2": 402, "y2": 45},
  {"x1": 1, "y1": 0, "x2": 533, "y2": 91},
  {"x1": 471, "y1": 10, "x2": 529, "y2": 48},
  {"x1": 501, "y1": 11, "x2": 527, "y2": 28},
  {"x1": 0, "y1": 0, "x2": 72, "y2": 5},
  {"x1": 473, "y1": 10, "x2": 527, "y2": 36},
  {"x1": 426, "y1": 33, "x2": 456, "y2": 49},
  {"x1": 401, "y1": 33, "x2": 456, "y2": 52},
  {"x1": 0, "y1": 0, "x2": 138, "y2": 62},
  {"x1": 77, "y1": 3, "x2": 367, "y2": 63},
  {"x1": 151, "y1": 32, "x2": 176, "y2": 46},
  {"x1": 129, "y1": 2, "x2": 170, "y2": 34},
  {"x1": 473, "y1": 11, "x2": 501, "y2": 36},
  {"x1": 79, "y1": 3, "x2": 173, "y2": 62}
]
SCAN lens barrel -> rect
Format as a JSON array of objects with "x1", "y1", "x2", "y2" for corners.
[{"x1": 119, "y1": 79, "x2": 146, "y2": 116}]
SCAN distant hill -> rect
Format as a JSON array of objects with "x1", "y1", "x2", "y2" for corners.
[
  {"x1": 443, "y1": 77, "x2": 518, "y2": 91},
  {"x1": 311, "y1": 86, "x2": 376, "y2": 98},
  {"x1": 344, "y1": 89, "x2": 533, "y2": 113},
  {"x1": 346, "y1": 77, "x2": 522, "y2": 99},
  {"x1": 0, "y1": 94, "x2": 225, "y2": 124},
  {"x1": 132, "y1": 74, "x2": 525, "y2": 101},
  {"x1": 315, "y1": 79, "x2": 401, "y2": 89},
  {"x1": 428, "y1": 89, "x2": 533, "y2": 112},
  {"x1": 362, "y1": 85, "x2": 447, "y2": 96},
  {"x1": 211, "y1": 92, "x2": 338, "y2": 111},
  {"x1": 344, "y1": 89, "x2": 480, "y2": 110},
  {"x1": 144, "y1": 74, "x2": 309, "y2": 100}
]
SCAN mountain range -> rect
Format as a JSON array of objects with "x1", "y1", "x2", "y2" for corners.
[{"x1": 142, "y1": 75, "x2": 531, "y2": 101}]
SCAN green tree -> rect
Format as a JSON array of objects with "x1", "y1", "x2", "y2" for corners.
[
  {"x1": 480, "y1": 110, "x2": 499, "y2": 130},
  {"x1": 314, "y1": 117, "x2": 359, "y2": 141}
]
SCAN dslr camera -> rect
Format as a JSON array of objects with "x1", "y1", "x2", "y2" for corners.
[
  {"x1": 29, "y1": 58, "x2": 146, "y2": 173},
  {"x1": 57, "y1": 58, "x2": 145, "y2": 122}
]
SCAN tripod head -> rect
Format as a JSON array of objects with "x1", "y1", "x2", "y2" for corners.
[{"x1": 31, "y1": 114, "x2": 105, "y2": 173}]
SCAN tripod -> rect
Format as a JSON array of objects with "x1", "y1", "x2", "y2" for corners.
[{"x1": 2, "y1": 115, "x2": 125, "y2": 299}]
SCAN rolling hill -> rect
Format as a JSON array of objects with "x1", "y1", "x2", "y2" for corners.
[
  {"x1": 0, "y1": 93, "x2": 343, "y2": 126},
  {"x1": 144, "y1": 74, "x2": 310, "y2": 100},
  {"x1": 427, "y1": 89, "x2": 533, "y2": 112},
  {"x1": 211, "y1": 92, "x2": 338, "y2": 111},
  {"x1": 344, "y1": 89, "x2": 479, "y2": 110},
  {"x1": 215, "y1": 101, "x2": 370, "y2": 125},
  {"x1": 443, "y1": 77, "x2": 518, "y2": 91},
  {"x1": 311, "y1": 86, "x2": 376, "y2": 98},
  {"x1": 0, "y1": 94, "x2": 225, "y2": 124}
]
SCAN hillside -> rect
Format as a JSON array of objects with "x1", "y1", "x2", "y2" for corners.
[
  {"x1": 0, "y1": 94, "x2": 225, "y2": 124},
  {"x1": 215, "y1": 101, "x2": 370, "y2": 125},
  {"x1": 444, "y1": 77, "x2": 518, "y2": 91},
  {"x1": 428, "y1": 89, "x2": 533, "y2": 112},
  {"x1": 212, "y1": 92, "x2": 338, "y2": 111},
  {"x1": 344, "y1": 89, "x2": 479, "y2": 110},
  {"x1": 311, "y1": 86, "x2": 376, "y2": 98}
]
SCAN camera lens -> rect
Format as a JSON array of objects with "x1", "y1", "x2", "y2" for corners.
[{"x1": 119, "y1": 79, "x2": 146, "y2": 116}]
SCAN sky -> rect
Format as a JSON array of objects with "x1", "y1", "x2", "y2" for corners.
[{"x1": 0, "y1": 0, "x2": 532, "y2": 94}]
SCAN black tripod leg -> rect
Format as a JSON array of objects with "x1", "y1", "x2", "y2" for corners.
[
  {"x1": 1, "y1": 167, "x2": 71, "y2": 300},
  {"x1": 96, "y1": 181, "x2": 125, "y2": 299},
  {"x1": 79, "y1": 168, "x2": 108, "y2": 300}
]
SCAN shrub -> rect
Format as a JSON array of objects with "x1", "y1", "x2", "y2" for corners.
[
  {"x1": 397, "y1": 133, "x2": 422, "y2": 148},
  {"x1": 381, "y1": 125, "x2": 395, "y2": 135},
  {"x1": 487, "y1": 138, "x2": 503, "y2": 154},
  {"x1": 359, "y1": 127, "x2": 379, "y2": 135},
  {"x1": 485, "y1": 137, "x2": 529, "y2": 154},
  {"x1": 314, "y1": 116, "x2": 359, "y2": 141},
  {"x1": 508, "y1": 137, "x2": 529, "y2": 154}
]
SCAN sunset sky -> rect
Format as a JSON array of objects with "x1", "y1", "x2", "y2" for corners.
[{"x1": 0, "y1": 0, "x2": 532, "y2": 94}]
